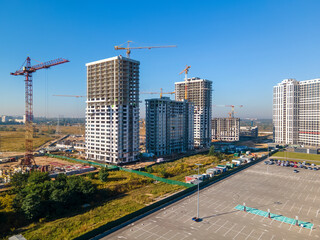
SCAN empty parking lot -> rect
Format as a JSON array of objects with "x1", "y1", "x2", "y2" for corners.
[{"x1": 103, "y1": 160, "x2": 320, "y2": 240}]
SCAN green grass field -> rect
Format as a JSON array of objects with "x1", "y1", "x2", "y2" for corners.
[
  {"x1": 1, "y1": 170, "x2": 184, "y2": 240},
  {"x1": 273, "y1": 151, "x2": 320, "y2": 161}
]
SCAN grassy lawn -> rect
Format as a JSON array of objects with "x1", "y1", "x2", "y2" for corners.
[
  {"x1": 145, "y1": 153, "x2": 233, "y2": 182},
  {"x1": 1, "y1": 170, "x2": 184, "y2": 240},
  {"x1": 273, "y1": 151, "x2": 320, "y2": 161}
]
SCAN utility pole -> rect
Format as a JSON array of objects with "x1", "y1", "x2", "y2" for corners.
[{"x1": 193, "y1": 163, "x2": 203, "y2": 222}]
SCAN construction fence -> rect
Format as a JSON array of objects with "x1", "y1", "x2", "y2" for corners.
[{"x1": 45, "y1": 154, "x2": 192, "y2": 187}]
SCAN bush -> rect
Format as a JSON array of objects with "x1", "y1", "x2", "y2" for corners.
[
  {"x1": 88, "y1": 172, "x2": 96, "y2": 180},
  {"x1": 98, "y1": 168, "x2": 109, "y2": 182}
]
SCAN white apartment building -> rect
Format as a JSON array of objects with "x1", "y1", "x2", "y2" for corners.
[
  {"x1": 146, "y1": 97, "x2": 194, "y2": 156},
  {"x1": 175, "y1": 77, "x2": 212, "y2": 148},
  {"x1": 85, "y1": 56, "x2": 140, "y2": 164},
  {"x1": 273, "y1": 78, "x2": 320, "y2": 146}
]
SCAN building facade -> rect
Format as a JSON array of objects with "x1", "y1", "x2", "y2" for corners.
[
  {"x1": 240, "y1": 126, "x2": 258, "y2": 139},
  {"x1": 273, "y1": 78, "x2": 320, "y2": 146},
  {"x1": 212, "y1": 118, "x2": 240, "y2": 142},
  {"x1": 175, "y1": 77, "x2": 212, "y2": 148},
  {"x1": 146, "y1": 97, "x2": 194, "y2": 156},
  {"x1": 85, "y1": 56, "x2": 140, "y2": 164}
]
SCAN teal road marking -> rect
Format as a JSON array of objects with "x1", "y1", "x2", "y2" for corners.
[{"x1": 234, "y1": 205, "x2": 313, "y2": 229}]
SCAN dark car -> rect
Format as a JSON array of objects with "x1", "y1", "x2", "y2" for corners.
[
  {"x1": 308, "y1": 167, "x2": 313, "y2": 170},
  {"x1": 293, "y1": 169, "x2": 299, "y2": 173},
  {"x1": 314, "y1": 168, "x2": 318, "y2": 171}
]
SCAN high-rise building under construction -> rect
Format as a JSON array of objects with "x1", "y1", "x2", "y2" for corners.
[
  {"x1": 85, "y1": 56, "x2": 140, "y2": 164},
  {"x1": 175, "y1": 77, "x2": 212, "y2": 148},
  {"x1": 212, "y1": 118, "x2": 240, "y2": 142},
  {"x1": 145, "y1": 97, "x2": 194, "y2": 156}
]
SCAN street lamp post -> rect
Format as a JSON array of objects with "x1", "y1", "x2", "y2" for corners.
[{"x1": 192, "y1": 163, "x2": 203, "y2": 222}]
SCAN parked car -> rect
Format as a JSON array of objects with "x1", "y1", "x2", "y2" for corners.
[{"x1": 293, "y1": 169, "x2": 299, "y2": 173}]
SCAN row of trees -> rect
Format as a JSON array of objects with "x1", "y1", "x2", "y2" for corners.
[{"x1": 11, "y1": 171, "x2": 96, "y2": 220}]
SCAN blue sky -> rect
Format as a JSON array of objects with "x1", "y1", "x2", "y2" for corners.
[{"x1": 1, "y1": 0, "x2": 320, "y2": 119}]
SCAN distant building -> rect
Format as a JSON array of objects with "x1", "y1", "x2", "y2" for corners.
[
  {"x1": 146, "y1": 97, "x2": 194, "y2": 156},
  {"x1": 85, "y1": 56, "x2": 140, "y2": 164},
  {"x1": 175, "y1": 77, "x2": 212, "y2": 148},
  {"x1": 273, "y1": 78, "x2": 320, "y2": 146},
  {"x1": 212, "y1": 118, "x2": 240, "y2": 142},
  {"x1": 56, "y1": 140, "x2": 74, "y2": 149},
  {"x1": 240, "y1": 126, "x2": 258, "y2": 139},
  {"x1": 14, "y1": 119, "x2": 24, "y2": 123},
  {"x1": 1, "y1": 116, "x2": 8, "y2": 123}
]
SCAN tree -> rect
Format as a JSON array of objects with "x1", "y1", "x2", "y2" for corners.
[
  {"x1": 10, "y1": 172, "x2": 29, "y2": 191},
  {"x1": 28, "y1": 172, "x2": 50, "y2": 185},
  {"x1": 98, "y1": 168, "x2": 109, "y2": 182},
  {"x1": 21, "y1": 193, "x2": 43, "y2": 220},
  {"x1": 208, "y1": 145, "x2": 215, "y2": 156}
]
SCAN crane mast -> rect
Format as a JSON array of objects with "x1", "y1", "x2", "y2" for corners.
[
  {"x1": 11, "y1": 57, "x2": 69, "y2": 166},
  {"x1": 179, "y1": 65, "x2": 191, "y2": 100}
]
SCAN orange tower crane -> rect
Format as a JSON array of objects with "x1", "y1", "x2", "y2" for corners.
[
  {"x1": 179, "y1": 65, "x2": 191, "y2": 100},
  {"x1": 11, "y1": 57, "x2": 69, "y2": 166},
  {"x1": 213, "y1": 105, "x2": 244, "y2": 118},
  {"x1": 114, "y1": 41, "x2": 177, "y2": 58}
]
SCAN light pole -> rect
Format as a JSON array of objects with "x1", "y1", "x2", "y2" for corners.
[{"x1": 192, "y1": 163, "x2": 203, "y2": 222}]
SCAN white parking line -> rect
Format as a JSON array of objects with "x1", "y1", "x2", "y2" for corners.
[
  {"x1": 206, "y1": 219, "x2": 220, "y2": 230},
  {"x1": 305, "y1": 194, "x2": 309, "y2": 201},
  {"x1": 215, "y1": 220, "x2": 228, "y2": 233},
  {"x1": 233, "y1": 226, "x2": 245, "y2": 240},
  {"x1": 223, "y1": 223, "x2": 237, "y2": 237},
  {"x1": 257, "y1": 232, "x2": 264, "y2": 240},
  {"x1": 167, "y1": 232, "x2": 180, "y2": 240},
  {"x1": 245, "y1": 230, "x2": 254, "y2": 240},
  {"x1": 154, "y1": 230, "x2": 172, "y2": 240},
  {"x1": 281, "y1": 200, "x2": 289, "y2": 209},
  {"x1": 290, "y1": 203, "x2": 295, "y2": 211},
  {"x1": 307, "y1": 207, "x2": 311, "y2": 216},
  {"x1": 298, "y1": 205, "x2": 303, "y2": 213}
]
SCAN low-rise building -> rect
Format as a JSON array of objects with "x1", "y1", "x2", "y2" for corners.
[{"x1": 240, "y1": 126, "x2": 258, "y2": 139}]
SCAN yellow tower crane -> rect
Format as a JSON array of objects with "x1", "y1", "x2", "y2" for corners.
[
  {"x1": 114, "y1": 41, "x2": 177, "y2": 58},
  {"x1": 140, "y1": 88, "x2": 175, "y2": 98}
]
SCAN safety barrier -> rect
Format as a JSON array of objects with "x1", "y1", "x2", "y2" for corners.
[{"x1": 45, "y1": 154, "x2": 192, "y2": 187}]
